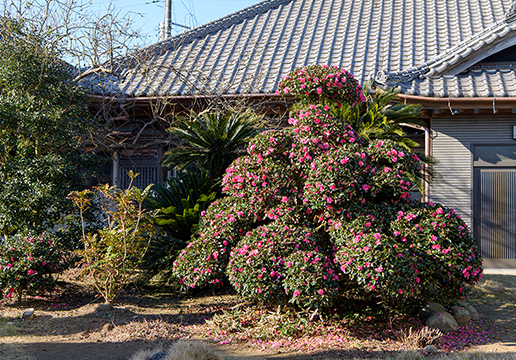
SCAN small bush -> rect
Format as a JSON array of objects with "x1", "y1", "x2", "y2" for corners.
[
  {"x1": 0, "y1": 233, "x2": 62, "y2": 302},
  {"x1": 70, "y1": 174, "x2": 155, "y2": 304}
]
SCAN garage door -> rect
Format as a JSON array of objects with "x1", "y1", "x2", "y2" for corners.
[{"x1": 473, "y1": 145, "x2": 516, "y2": 268}]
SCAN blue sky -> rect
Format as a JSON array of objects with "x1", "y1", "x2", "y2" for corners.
[{"x1": 88, "y1": 0, "x2": 262, "y2": 45}]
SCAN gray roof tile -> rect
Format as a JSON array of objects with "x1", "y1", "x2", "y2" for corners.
[{"x1": 82, "y1": 0, "x2": 516, "y2": 98}]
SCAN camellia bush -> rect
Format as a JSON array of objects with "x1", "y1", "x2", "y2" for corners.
[
  {"x1": 0, "y1": 233, "x2": 62, "y2": 302},
  {"x1": 172, "y1": 64, "x2": 482, "y2": 312}
]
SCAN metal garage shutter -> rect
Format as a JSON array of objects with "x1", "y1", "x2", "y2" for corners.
[{"x1": 475, "y1": 168, "x2": 516, "y2": 268}]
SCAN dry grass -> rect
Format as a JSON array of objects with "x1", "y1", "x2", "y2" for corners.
[{"x1": 396, "y1": 326, "x2": 442, "y2": 350}]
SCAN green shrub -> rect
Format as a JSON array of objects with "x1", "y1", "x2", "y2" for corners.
[{"x1": 0, "y1": 233, "x2": 62, "y2": 302}]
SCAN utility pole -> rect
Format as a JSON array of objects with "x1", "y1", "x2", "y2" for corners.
[
  {"x1": 164, "y1": 0, "x2": 172, "y2": 39},
  {"x1": 159, "y1": 0, "x2": 191, "y2": 41},
  {"x1": 158, "y1": 0, "x2": 172, "y2": 40}
]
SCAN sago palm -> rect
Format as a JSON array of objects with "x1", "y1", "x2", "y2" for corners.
[
  {"x1": 162, "y1": 109, "x2": 264, "y2": 180},
  {"x1": 337, "y1": 80, "x2": 424, "y2": 149}
]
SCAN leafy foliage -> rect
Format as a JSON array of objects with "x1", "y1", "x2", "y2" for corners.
[
  {"x1": 0, "y1": 17, "x2": 101, "y2": 237},
  {"x1": 0, "y1": 18, "x2": 94, "y2": 159},
  {"x1": 143, "y1": 166, "x2": 217, "y2": 282},
  {"x1": 336, "y1": 81, "x2": 423, "y2": 149},
  {"x1": 0, "y1": 233, "x2": 62, "y2": 302},
  {"x1": 162, "y1": 110, "x2": 264, "y2": 180},
  {"x1": 172, "y1": 65, "x2": 482, "y2": 313}
]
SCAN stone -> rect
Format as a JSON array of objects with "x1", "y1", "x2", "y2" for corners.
[
  {"x1": 463, "y1": 303, "x2": 480, "y2": 321},
  {"x1": 22, "y1": 308, "x2": 35, "y2": 320},
  {"x1": 95, "y1": 303, "x2": 113, "y2": 312},
  {"x1": 423, "y1": 345, "x2": 438, "y2": 354},
  {"x1": 450, "y1": 306, "x2": 471, "y2": 325},
  {"x1": 425, "y1": 312, "x2": 458, "y2": 333},
  {"x1": 418, "y1": 302, "x2": 447, "y2": 320}
]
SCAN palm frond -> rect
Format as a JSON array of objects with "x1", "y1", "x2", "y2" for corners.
[{"x1": 163, "y1": 109, "x2": 264, "y2": 179}]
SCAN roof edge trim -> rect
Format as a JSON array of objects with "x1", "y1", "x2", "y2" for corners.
[{"x1": 375, "y1": 19, "x2": 516, "y2": 86}]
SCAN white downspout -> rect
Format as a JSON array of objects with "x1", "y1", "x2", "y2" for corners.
[{"x1": 400, "y1": 123, "x2": 431, "y2": 203}]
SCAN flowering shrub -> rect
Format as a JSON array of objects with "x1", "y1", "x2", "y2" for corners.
[
  {"x1": 277, "y1": 64, "x2": 365, "y2": 105},
  {"x1": 331, "y1": 201, "x2": 482, "y2": 304},
  {"x1": 0, "y1": 233, "x2": 62, "y2": 302},
  {"x1": 172, "y1": 197, "x2": 266, "y2": 288},
  {"x1": 226, "y1": 223, "x2": 339, "y2": 308},
  {"x1": 173, "y1": 65, "x2": 483, "y2": 312}
]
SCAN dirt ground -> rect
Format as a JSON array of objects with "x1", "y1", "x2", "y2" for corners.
[{"x1": 0, "y1": 273, "x2": 515, "y2": 360}]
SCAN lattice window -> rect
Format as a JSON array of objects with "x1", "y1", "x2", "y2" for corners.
[{"x1": 119, "y1": 166, "x2": 159, "y2": 189}]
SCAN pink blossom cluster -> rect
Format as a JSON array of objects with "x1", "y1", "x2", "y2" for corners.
[{"x1": 277, "y1": 64, "x2": 365, "y2": 105}]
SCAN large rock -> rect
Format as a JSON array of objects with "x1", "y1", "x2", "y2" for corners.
[
  {"x1": 463, "y1": 303, "x2": 480, "y2": 321},
  {"x1": 419, "y1": 302, "x2": 447, "y2": 320},
  {"x1": 423, "y1": 345, "x2": 438, "y2": 354},
  {"x1": 22, "y1": 308, "x2": 35, "y2": 320},
  {"x1": 425, "y1": 312, "x2": 458, "y2": 333},
  {"x1": 449, "y1": 306, "x2": 471, "y2": 325}
]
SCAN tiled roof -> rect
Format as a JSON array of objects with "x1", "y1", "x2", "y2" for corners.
[
  {"x1": 84, "y1": 0, "x2": 516, "y2": 98},
  {"x1": 396, "y1": 67, "x2": 516, "y2": 98}
]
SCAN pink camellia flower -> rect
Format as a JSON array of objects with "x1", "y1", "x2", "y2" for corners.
[
  {"x1": 318, "y1": 289, "x2": 324, "y2": 296},
  {"x1": 317, "y1": 87, "x2": 323, "y2": 94},
  {"x1": 375, "y1": 266, "x2": 383, "y2": 273},
  {"x1": 28, "y1": 256, "x2": 34, "y2": 261},
  {"x1": 374, "y1": 233, "x2": 381, "y2": 240},
  {"x1": 432, "y1": 244, "x2": 441, "y2": 250},
  {"x1": 431, "y1": 235, "x2": 437, "y2": 241},
  {"x1": 398, "y1": 289, "x2": 403, "y2": 294},
  {"x1": 283, "y1": 87, "x2": 290, "y2": 94},
  {"x1": 361, "y1": 184, "x2": 371, "y2": 191},
  {"x1": 6, "y1": 264, "x2": 12, "y2": 269},
  {"x1": 416, "y1": 277, "x2": 420, "y2": 283},
  {"x1": 6, "y1": 293, "x2": 11, "y2": 299},
  {"x1": 393, "y1": 230, "x2": 400, "y2": 236},
  {"x1": 436, "y1": 208, "x2": 444, "y2": 215},
  {"x1": 27, "y1": 269, "x2": 34, "y2": 275},
  {"x1": 281, "y1": 196, "x2": 288, "y2": 203},
  {"x1": 365, "y1": 222, "x2": 371, "y2": 228},
  {"x1": 293, "y1": 290, "x2": 300, "y2": 297},
  {"x1": 326, "y1": 197, "x2": 333, "y2": 203}
]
